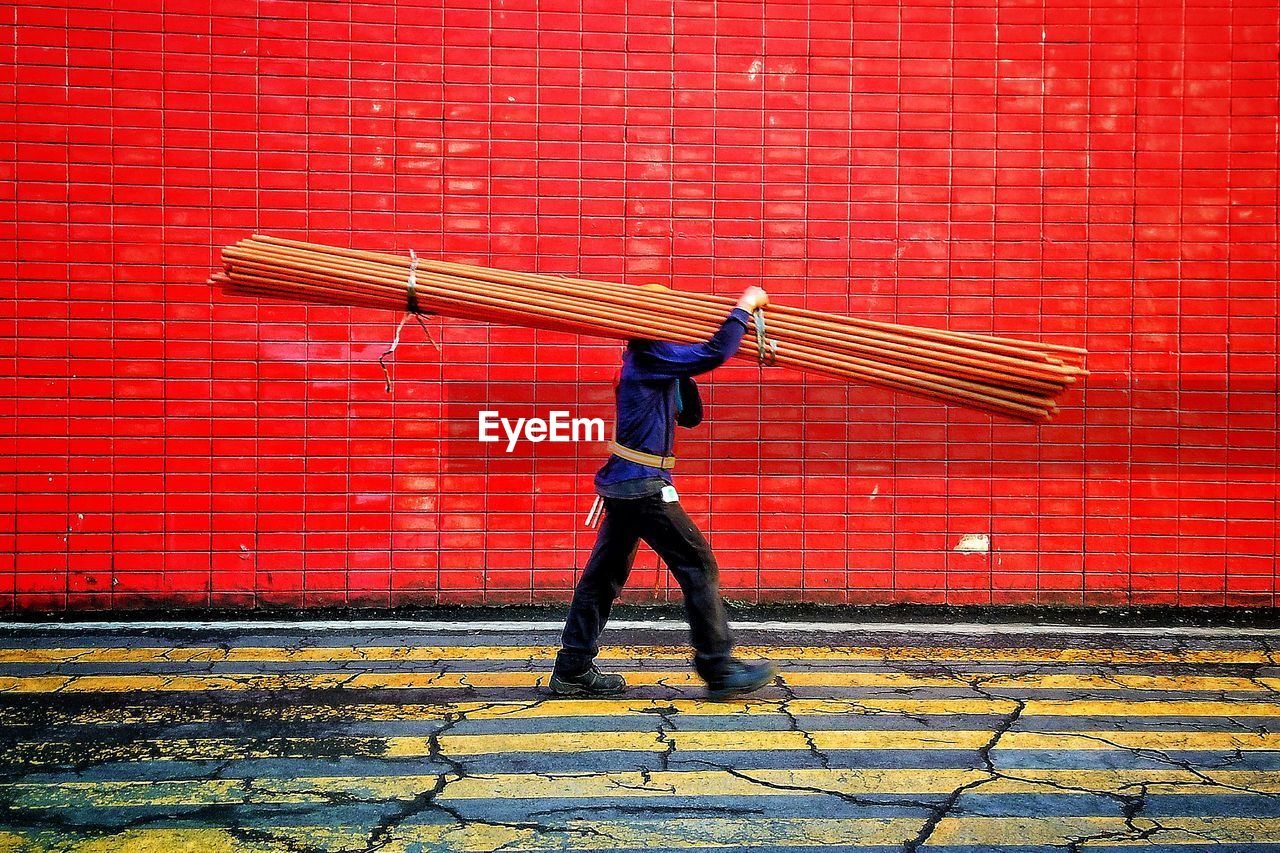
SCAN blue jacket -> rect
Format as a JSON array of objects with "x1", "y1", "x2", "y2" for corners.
[{"x1": 595, "y1": 307, "x2": 752, "y2": 498}]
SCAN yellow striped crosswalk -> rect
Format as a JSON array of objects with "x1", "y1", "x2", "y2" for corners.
[{"x1": 2, "y1": 631, "x2": 1279, "y2": 851}]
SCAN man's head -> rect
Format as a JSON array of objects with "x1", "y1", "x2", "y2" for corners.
[{"x1": 627, "y1": 284, "x2": 669, "y2": 350}]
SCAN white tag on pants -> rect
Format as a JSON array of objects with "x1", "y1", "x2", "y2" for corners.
[{"x1": 660, "y1": 485, "x2": 679, "y2": 503}]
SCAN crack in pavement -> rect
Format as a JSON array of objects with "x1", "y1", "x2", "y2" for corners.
[
  {"x1": 902, "y1": 690, "x2": 1026, "y2": 853},
  {"x1": 773, "y1": 678, "x2": 832, "y2": 770},
  {"x1": 1061, "y1": 781, "x2": 1219, "y2": 853},
  {"x1": 830, "y1": 697, "x2": 934, "y2": 726},
  {"x1": 1254, "y1": 635, "x2": 1279, "y2": 669},
  {"x1": 682, "y1": 758, "x2": 947, "y2": 815},
  {"x1": 530, "y1": 801, "x2": 766, "y2": 818},
  {"x1": 0, "y1": 762, "x2": 359, "y2": 853},
  {"x1": 1245, "y1": 646, "x2": 1280, "y2": 698},
  {"x1": 359, "y1": 704, "x2": 619, "y2": 853},
  {"x1": 1026, "y1": 729, "x2": 1280, "y2": 800},
  {"x1": 650, "y1": 704, "x2": 680, "y2": 773}
]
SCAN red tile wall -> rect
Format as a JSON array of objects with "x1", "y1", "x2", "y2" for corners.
[{"x1": 6, "y1": 0, "x2": 1278, "y2": 611}]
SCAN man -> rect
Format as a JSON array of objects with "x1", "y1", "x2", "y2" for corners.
[{"x1": 551, "y1": 286, "x2": 776, "y2": 700}]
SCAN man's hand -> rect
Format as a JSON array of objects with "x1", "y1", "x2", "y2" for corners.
[{"x1": 736, "y1": 286, "x2": 769, "y2": 313}]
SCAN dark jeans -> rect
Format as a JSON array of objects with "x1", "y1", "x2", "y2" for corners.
[{"x1": 556, "y1": 493, "x2": 734, "y2": 681}]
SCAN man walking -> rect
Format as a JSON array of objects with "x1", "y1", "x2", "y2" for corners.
[{"x1": 552, "y1": 286, "x2": 776, "y2": 699}]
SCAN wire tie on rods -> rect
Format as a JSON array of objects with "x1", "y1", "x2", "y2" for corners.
[
  {"x1": 406, "y1": 246, "x2": 439, "y2": 351},
  {"x1": 753, "y1": 307, "x2": 778, "y2": 367},
  {"x1": 379, "y1": 249, "x2": 439, "y2": 394},
  {"x1": 406, "y1": 248, "x2": 422, "y2": 315}
]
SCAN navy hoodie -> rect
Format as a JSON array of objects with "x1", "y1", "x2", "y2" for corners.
[{"x1": 594, "y1": 307, "x2": 751, "y2": 498}]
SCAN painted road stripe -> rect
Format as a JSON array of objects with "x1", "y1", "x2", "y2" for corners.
[
  {"x1": 5, "y1": 768, "x2": 1280, "y2": 809},
  {"x1": 929, "y1": 816, "x2": 1280, "y2": 847},
  {"x1": 433, "y1": 728, "x2": 1280, "y2": 755},
  {"x1": 0, "y1": 730, "x2": 989, "y2": 764},
  {"x1": 2, "y1": 816, "x2": 1279, "y2": 850},
  {"x1": 1024, "y1": 697, "x2": 1280, "y2": 718},
  {"x1": 2, "y1": 770, "x2": 980, "y2": 808},
  {"x1": 5, "y1": 697, "x2": 1280, "y2": 729},
  {"x1": 1, "y1": 644, "x2": 1273, "y2": 665},
  {"x1": 5, "y1": 729, "x2": 1280, "y2": 765},
  {"x1": 0, "y1": 821, "x2": 929, "y2": 853},
  {"x1": 1, "y1": 670, "x2": 1275, "y2": 693},
  {"x1": 0, "y1": 697, "x2": 1012, "y2": 726}
]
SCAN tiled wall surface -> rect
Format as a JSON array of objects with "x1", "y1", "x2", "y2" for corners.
[{"x1": 6, "y1": 0, "x2": 1278, "y2": 611}]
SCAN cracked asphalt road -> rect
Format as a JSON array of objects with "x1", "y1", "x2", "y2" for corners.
[{"x1": 0, "y1": 622, "x2": 1278, "y2": 852}]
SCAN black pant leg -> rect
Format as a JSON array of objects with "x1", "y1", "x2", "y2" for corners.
[
  {"x1": 556, "y1": 499, "x2": 642, "y2": 676},
  {"x1": 636, "y1": 495, "x2": 735, "y2": 680}
]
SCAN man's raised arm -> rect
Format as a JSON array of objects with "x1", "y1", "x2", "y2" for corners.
[{"x1": 633, "y1": 287, "x2": 769, "y2": 378}]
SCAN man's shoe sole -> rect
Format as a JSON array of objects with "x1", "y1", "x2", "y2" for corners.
[
  {"x1": 706, "y1": 666, "x2": 778, "y2": 700},
  {"x1": 549, "y1": 676, "x2": 626, "y2": 697}
]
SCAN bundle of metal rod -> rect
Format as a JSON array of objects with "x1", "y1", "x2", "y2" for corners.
[{"x1": 212, "y1": 235, "x2": 1087, "y2": 421}]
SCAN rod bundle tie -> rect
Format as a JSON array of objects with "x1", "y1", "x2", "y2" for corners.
[
  {"x1": 378, "y1": 249, "x2": 439, "y2": 394},
  {"x1": 752, "y1": 308, "x2": 778, "y2": 366},
  {"x1": 406, "y1": 249, "x2": 423, "y2": 315}
]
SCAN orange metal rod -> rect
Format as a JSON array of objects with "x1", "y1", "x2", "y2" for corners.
[
  {"x1": 225, "y1": 270, "x2": 1049, "y2": 420},
  {"x1": 250, "y1": 235, "x2": 1084, "y2": 363},
  {"x1": 236, "y1": 240, "x2": 1076, "y2": 390},
  {"x1": 223, "y1": 247, "x2": 1055, "y2": 418},
  {"x1": 232, "y1": 239, "x2": 1070, "y2": 394},
  {"x1": 224, "y1": 243, "x2": 1064, "y2": 417}
]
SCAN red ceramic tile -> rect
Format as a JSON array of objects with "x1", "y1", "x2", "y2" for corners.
[{"x1": 5, "y1": 1, "x2": 1278, "y2": 611}]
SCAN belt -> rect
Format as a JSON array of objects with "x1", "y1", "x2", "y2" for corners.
[{"x1": 607, "y1": 439, "x2": 676, "y2": 470}]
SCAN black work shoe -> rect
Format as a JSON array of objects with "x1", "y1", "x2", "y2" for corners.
[
  {"x1": 549, "y1": 666, "x2": 627, "y2": 696},
  {"x1": 705, "y1": 659, "x2": 777, "y2": 700}
]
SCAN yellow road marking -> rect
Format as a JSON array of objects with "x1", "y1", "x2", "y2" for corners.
[
  {"x1": 5, "y1": 728, "x2": 1278, "y2": 765},
  {"x1": 0, "y1": 696, "x2": 1011, "y2": 725},
  {"x1": 433, "y1": 728, "x2": 1280, "y2": 755},
  {"x1": 931, "y1": 815, "x2": 1280, "y2": 846},
  {"x1": 2, "y1": 770, "x2": 980, "y2": 808},
  {"x1": 3, "y1": 696, "x2": 1277, "y2": 728},
  {"x1": 1024, "y1": 698, "x2": 1280, "y2": 717},
  {"x1": 0, "y1": 644, "x2": 1270, "y2": 665},
  {"x1": 779, "y1": 670, "x2": 1279, "y2": 692},
  {"x1": 1, "y1": 670, "x2": 1274, "y2": 694},
  {"x1": 3, "y1": 817, "x2": 1279, "y2": 851},
  {"x1": 3, "y1": 822, "x2": 918, "y2": 852},
  {"x1": 1003, "y1": 729, "x2": 1280, "y2": 751},
  {"x1": 0, "y1": 730, "x2": 985, "y2": 764},
  {"x1": 987, "y1": 767, "x2": 1280, "y2": 794},
  {"x1": 5, "y1": 768, "x2": 1279, "y2": 810},
  {"x1": 428, "y1": 728, "x2": 996, "y2": 755}
]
